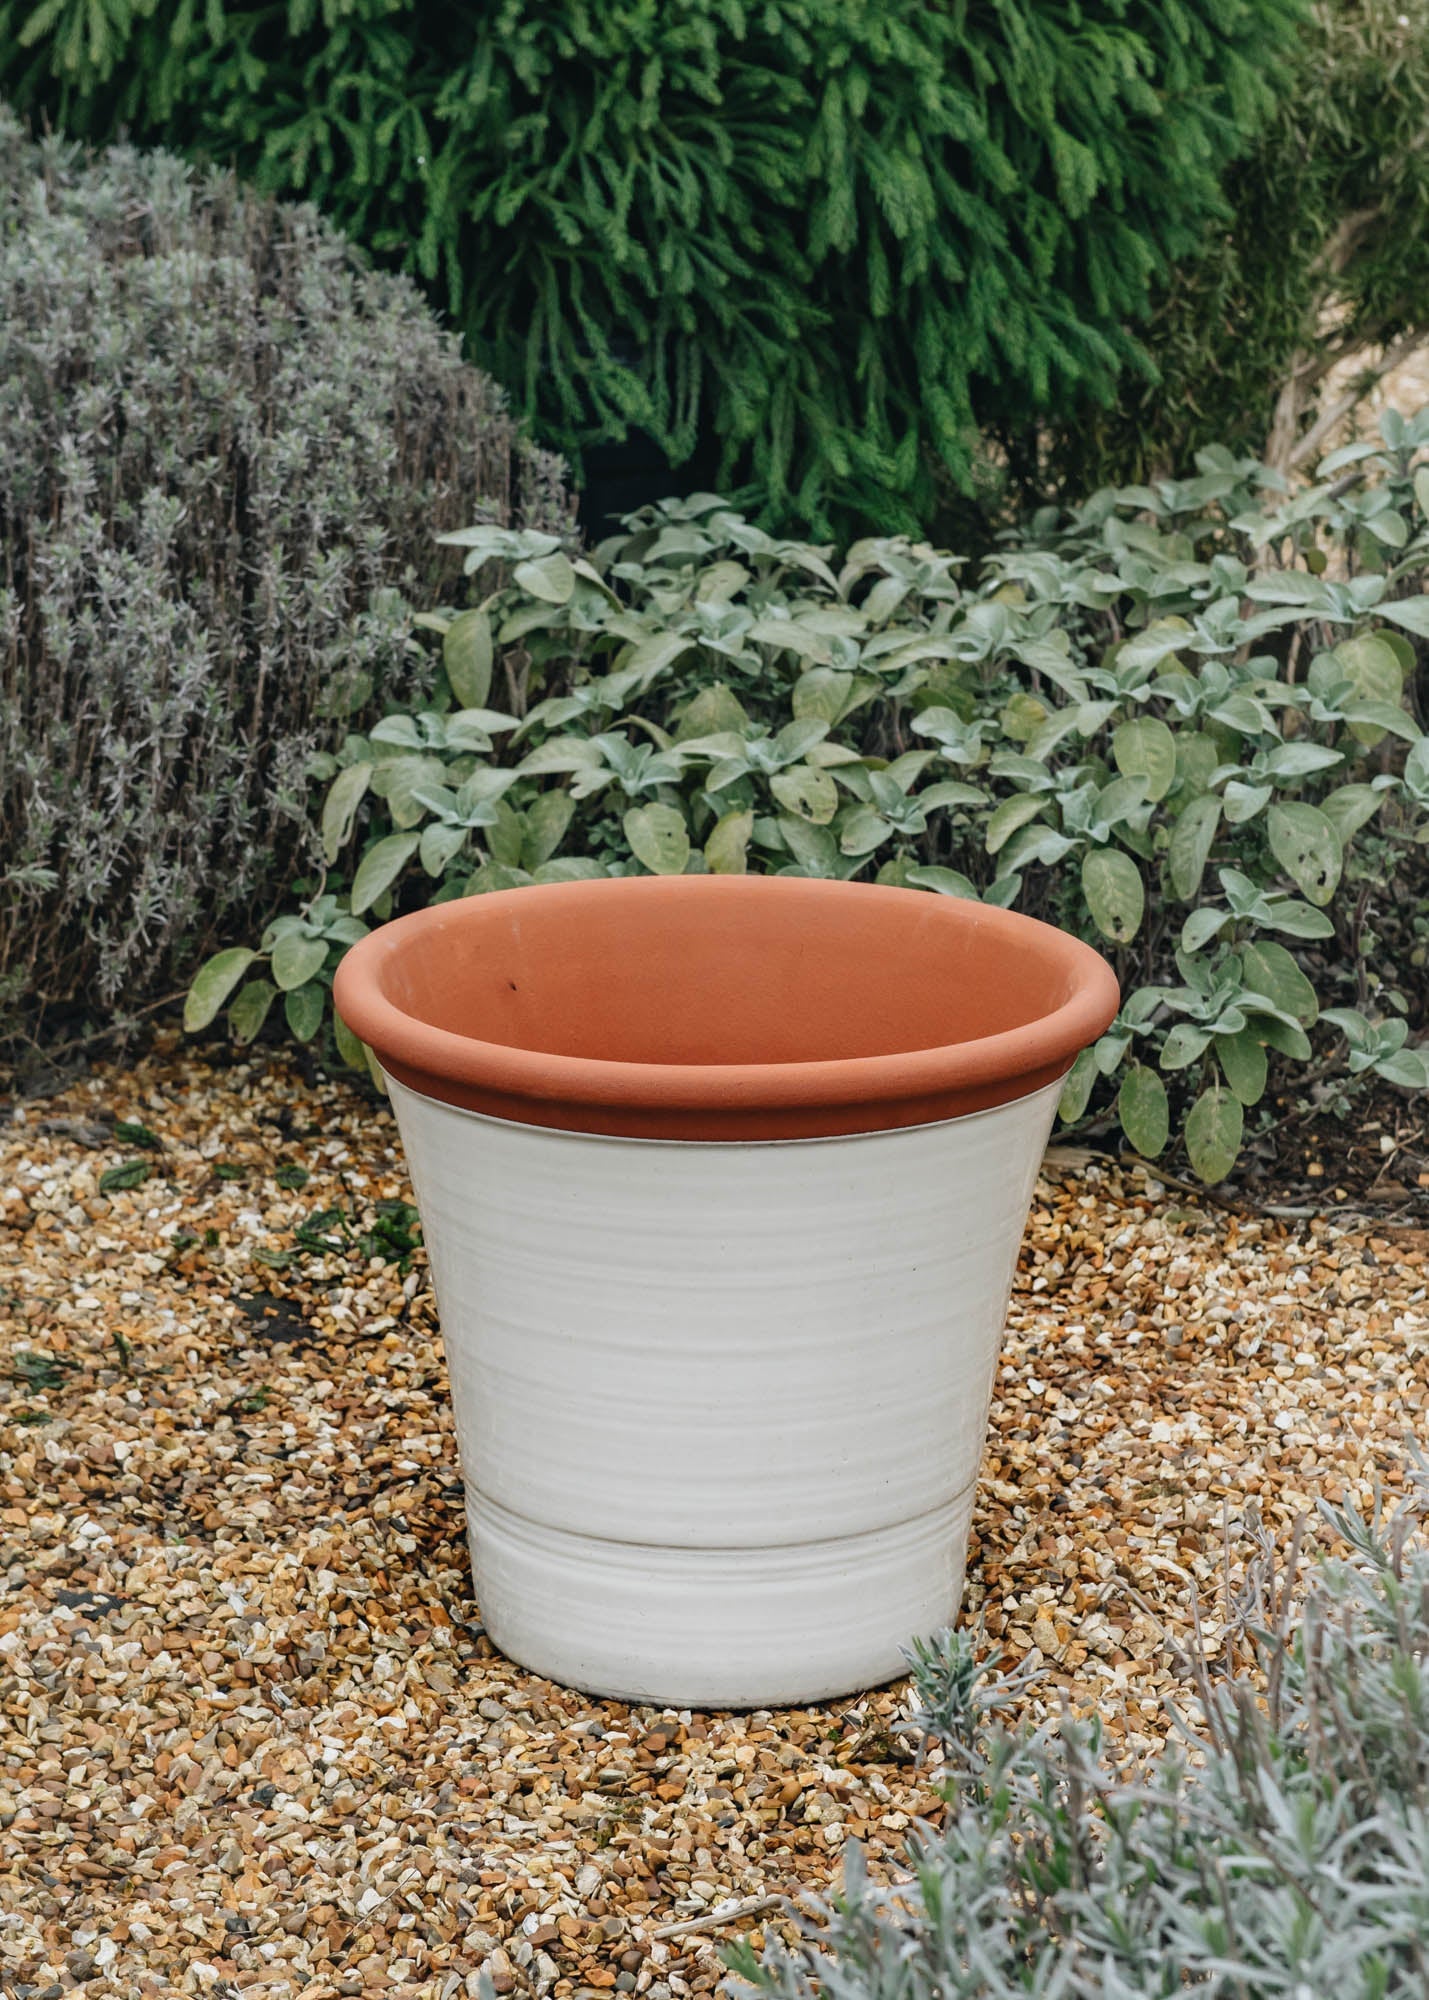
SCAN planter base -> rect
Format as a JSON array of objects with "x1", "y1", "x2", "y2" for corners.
[{"x1": 468, "y1": 1484, "x2": 978, "y2": 1709}]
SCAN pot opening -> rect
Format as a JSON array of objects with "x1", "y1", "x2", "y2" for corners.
[
  {"x1": 362, "y1": 878, "x2": 1091, "y2": 1066},
  {"x1": 335, "y1": 878, "x2": 1120, "y2": 1138}
]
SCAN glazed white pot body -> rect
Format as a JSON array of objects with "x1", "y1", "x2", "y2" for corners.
[{"x1": 388, "y1": 1072, "x2": 1061, "y2": 1708}]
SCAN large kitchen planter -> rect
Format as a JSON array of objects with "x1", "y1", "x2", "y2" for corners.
[{"x1": 335, "y1": 875, "x2": 1118, "y2": 1708}]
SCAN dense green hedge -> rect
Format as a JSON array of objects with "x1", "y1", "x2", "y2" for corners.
[{"x1": 2, "y1": 0, "x2": 1301, "y2": 534}]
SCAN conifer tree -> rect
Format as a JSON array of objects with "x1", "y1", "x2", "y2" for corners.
[{"x1": 0, "y1": 0, "x2": 1302, "y2": 532}]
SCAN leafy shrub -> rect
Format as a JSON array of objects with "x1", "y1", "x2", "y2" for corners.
[
  {"x1": 188, "y1": 417, "x2": 1429, "y2": 1183},
  {"x1": 0, "y1": 113, "x2": 569, "y2": 1043},
  {"x1": 733, "y1": 1476, "x2": 1429, "y2": 1998},
  {"x1": 1, "y1": 1, "x2": 1300, "y2": 534},
  {"x1": 1048, "y1": 0, "x2": 1429, "y2": 494}
]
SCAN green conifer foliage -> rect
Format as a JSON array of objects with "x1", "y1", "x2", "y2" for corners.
[
  {"x1": 0, "y1": 0, "x2": 1302, "y2": 532},
  {"x1": 1046, "y1": 0, "x2": 1429, "y2": 494}
]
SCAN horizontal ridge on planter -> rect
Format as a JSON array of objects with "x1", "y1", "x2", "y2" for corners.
[{"x1": 332, "y1": 876, "x2": 1120, "y2": 1142}]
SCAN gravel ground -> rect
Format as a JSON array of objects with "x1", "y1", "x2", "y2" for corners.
[{"x1": 0, "y1": 1038, "x2": 1426, "y2": 1999}]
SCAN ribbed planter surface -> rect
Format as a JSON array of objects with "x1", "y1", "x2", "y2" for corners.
[{"x1": 335, "y1": 876, "x2": 1118, "y2": 1706}]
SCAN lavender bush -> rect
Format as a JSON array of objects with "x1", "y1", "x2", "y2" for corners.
[
  {"x1": 0, "y1": 110, "x2": 570, "y2": 1047},
  {"x1": 736, "y1": 1476, "x2": 1429, "y2": 1997}
]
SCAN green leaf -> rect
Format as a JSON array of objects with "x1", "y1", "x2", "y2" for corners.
[
  {"x1": 1180, "y1": 907, "x2": 1227, "y2": 953},
  {"x1": 1112, "y1": 717, "x2": 1176, "y2": 801},
  {"x1": 1058, "y1": 1047, "x2": 1097, "y2": 1123},
  {"x1": 1258, "y1": 1014, "x2": 1313, "y2": 1063},
  {"x1": 333, "y1": 1011, "x2": 367, "y2": 1071},
  {"x1": 487, "y1": 797, "x2": 527, "y2": 869},
  {"x1": 113, "y1": 1121, "x2": 161, "y2": 1150},
  {"x1": 918, "y1": 780, "x2": 985, "y2": 813},
  {"x1": 773, "y1": 718, "x2": 831, "y2": 763},
  {"x1": 1173, "y1": 731, "x2": 1220, "y2": 797},
  {"x1": 1377, "y1": 595, "x2": 1429, "y2": 639},
  {"x1": 986, "y1": 794, "x2": 1046, "y2": 854},
  {"x1": 676, "y1": 684, "x2": 750, "y2": 739},
  {"x1": 379, "y1": 753, "x2": 453, "y2": 828},
  {"x1": 770, "y1": 765, "x2": 839, "y2": 823},
  {"x1": 229, "y1": 979, "x2": 278, "y2": 1045},
  {"x1": 705, "y1": 810, "x2": 753, "y2": 874},
  {"x1": 1160, "y1": 1022, "x2": 1211, "y2": 1070},
  {"x1": 1001, "y1": 692, "x2": 1048, "y2": 743},
  {"x1": 1240, "y1": 939, "x2": 1319, "y2": 1026},
  {"x1": 1167, "y1": 795, "x2": 1219, "y2": 901},
  {"x1": 443, "y1": 608, "x2": 494, "y2": 709},
  {"x1": 793, "y1": 668, "x2": 869, "y2": 725},
  {"x1": 1364, "y1": 508, "x2": 1407, "y2": 549},
  {"x1": 420, "y1": 821, "x2": 469, "y2": 877},
  {"x1": 623, "y1": 631, "x2": 698, "y2": 681},
  {"x1": 184, "y1": 948, "x2": 258, "y2": 1033},
  {"x1": 839, "y1": 805, "x2": 892, "y2": 857},
  {"x1": 624, "y1": 803, "x2": 691, "y2": 875},
  {"x1": 99, "y1": 1160, "x2": 151, "y2": 1194},
  {"x1": 1081, "y1": 848, "x2": 1144, "y2": 943},
  {"x1": 523, "y1": 789, "x2": 576, "y2": 868},
  {"x1": 1216, "y1": 1028, "x2": 1268, "y2": 1106},
  {"x1": 513, "y1": 551, "x2": 576, "y2": 604},
  {"x1": 1320, "y1": 784, "x2": 1385, "y2": 844},
  {"x1": 778, "y1": 817, "x2": 842, "y2": 876},
  {"x1": 1376, "y1": 1046, "x2": 1429, "y2": 1088},
  {"x1": 1267, "y1": 803, "x2": 1342, "y2": 906},
  {"x1": 533, "y1": 857, "x2": 609, "y2": 883},
  {"x1": 284, "y1": 981, "x2": 326, "y2": 1043},
  {"x1": 1264, "y1": 899, "x2": 1334, "y2": 940},
  {"x1": 270, "y1": 931, "x2": 328, "y2": 992},
  {"x1": 351, "y1": 832, "x2": 420, "y2": 914},
  {"x1": 906, "y1": 865, "x2": 980, "y2": 900},
  {"x1": 1184, "y1": 1084, "x2": 1244, "y2": 1185},
  {"x1": 321, "y1": 762, "x2": 372, "y2": 865},
  {"x1": 1335, "y1": 633, "x2": 1405, "y2": 747},
  {"x1": 1117, "y1": 1064, "x2": 1169, "y2": 1157}
]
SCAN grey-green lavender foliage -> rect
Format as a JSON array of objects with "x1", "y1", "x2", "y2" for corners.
[
  {"x1": 732, "y1": 1475, "x2": 1429, "y2": 1997},
  {"x1": 0, "y1": 110, "x2": 570, "y2": 1044}
]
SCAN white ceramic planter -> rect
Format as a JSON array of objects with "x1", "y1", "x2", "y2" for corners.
[{"x1": 335, "y1": 876, "x2": 1118, "y2": 1707}]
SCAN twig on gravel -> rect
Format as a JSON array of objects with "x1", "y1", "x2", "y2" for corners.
[{"x1": 652, "y1": 1894, "x2": 786, "y2": 1938}]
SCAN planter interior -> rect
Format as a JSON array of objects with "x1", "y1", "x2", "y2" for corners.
[{"x1": 335, "y1": 877, "x2": 1119, "y2": 1706}]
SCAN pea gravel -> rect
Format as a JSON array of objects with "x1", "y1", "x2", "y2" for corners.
[{"x1": 0, "y1": 1039, "x2": 1425, "y2": 1998}]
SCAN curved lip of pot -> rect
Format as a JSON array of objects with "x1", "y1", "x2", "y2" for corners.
[{"x1": 334, "y1": 875, "x2": 1120, "y2": 1142}]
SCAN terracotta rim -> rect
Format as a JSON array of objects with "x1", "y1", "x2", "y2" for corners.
[{"x1": 334, "y1": 875, "x2": 1120, "y2": 1141}]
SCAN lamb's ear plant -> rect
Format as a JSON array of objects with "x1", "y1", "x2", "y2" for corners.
[
  {"x1": 731, "y1": 1466, "x2": 1429, "y2": 1999},
  {"x1": 190, "y1": 411, "x2": 1429, "y2": 1184}
]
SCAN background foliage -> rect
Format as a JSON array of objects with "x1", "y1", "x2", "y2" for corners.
[
  {"x1": 189, "y1": 417, "x2": 1429, "y2": 1184},
  {"x1": 1045, "y1": 0, "x2": 1429, "y2": 496},
  {"x1": 0, "y1": 113, "x2": 569, "y2": 1048},
  {"x1": 1, "y1": 0, "x2": 1300, "y2": 534},
  {"x1": 735, "y1": 1472, "x2": 1429, "y2": 1997}
]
